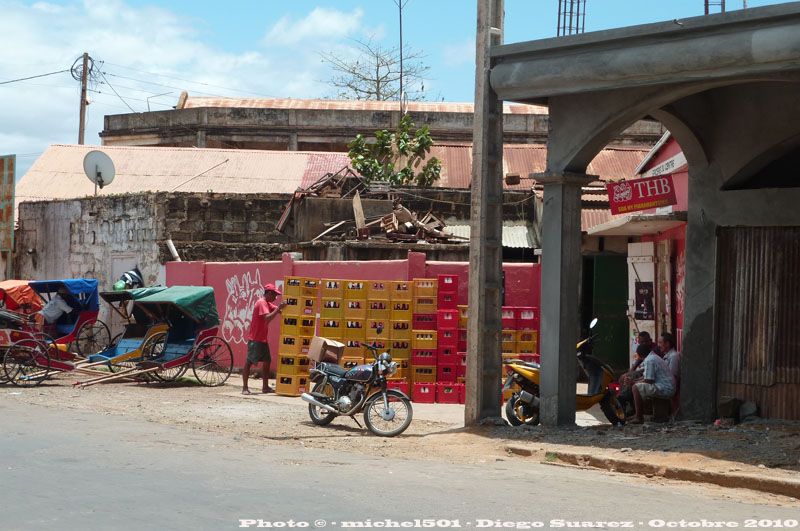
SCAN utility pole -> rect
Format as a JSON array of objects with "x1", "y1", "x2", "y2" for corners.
[
  {"x1": 394, "y1": 0, "x2": 409, "y2": 115},
  {"x1": 78, "y1": 52, "x2": 89, "y2": 145}
]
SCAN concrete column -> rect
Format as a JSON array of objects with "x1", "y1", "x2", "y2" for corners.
[
  {"x1": 288, "y1": 133, "x2": 299, "y2": 151},
  {"x1": 534, "y1": 172, "x2": 594, "y2": 426},
  {"x1": 195, "y1": 130, "x2": 206, "y2": 148},
  {"x1": 466, "y1": 0, "x2": 504, "y2": 426}
]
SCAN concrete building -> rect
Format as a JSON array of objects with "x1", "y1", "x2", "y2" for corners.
[
  {"x1": 99, "y1": 95, "x2": 664, "y2": 152},
  {"x1": 475, "y1": 2, "x2": 800, "y2": 421}
]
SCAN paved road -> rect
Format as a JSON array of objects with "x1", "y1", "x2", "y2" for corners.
[{"x1": 2, "y1": 398, "x2": 796, "y2": 531}]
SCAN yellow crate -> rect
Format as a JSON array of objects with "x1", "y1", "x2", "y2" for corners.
[
  {"x1": 320, "y1": 298, "x2": 343, "y2": 318},
  {"x1": 501, "y1": 330, "x2": 517, "y2": 344},
  {"x1": 412, "y1": 365, "x2": 437, "y2": 383},
  {"x1": 275, "y1": 373, "x2": 309, "y2": 397},
  {"x1": 413, "y1": 278, "x2": 438, "y2": 297},
  {"x1": 390, "y1": 340, "x2": 411, "y2": 359},
  {"x1": 279, "y1": 316, "x2": 299, "y2": 336},
  {"x1": 389, "y1": 320, "x2": 412, "y2": 340},
  {"x1": 412, "y1": 296, "x2": 437, "y2": 314},
  {"x1": 343, "y1": 339, "x2": 364, "y2": 359},
  {"x1": 298, "y1": 317, "x2": 316, "y2": 337},
  {"x1": 517, "y1": 341, "x2": 536, "y2": 354},
  {"x1": 343, "y1": 299, "x2": 367, "y2": 320},
  {"x1": 393, "y1": 363, "x2": 411, "y2": 381},
  {"x1": 284, "y1": 276, "x2": 304, "y2": 296},
  {"x1": 501, "y1": 343, "x2": 517, "y2": 354},
  {"x1": 278, "y1": 335, "x2": 301, "y2": 355},
  {"x1": 343, "y1": 320, "x2": 366, "y2": 340},
  {"x1": 367, "y1": 281, "x2": 389, "y2": 299},
  {"x1": 341, "y1": 356, "x2": 365, "y2": 369},
  {"x1": 320, "y1": 319, "x2": 343, "y2": 339},
  {"x1": 344, "y1": 281, "x2": 366, "y2": 299},
  {"x1": 282, "y1": 296, "x2": 302, "y2": 316},
  {"x1": 390, "y1": 301, "x2": 412, "y2": 321},
  {"x1": 458, "y1": 305, "x2": 469, "y2": 327},
  {"x1": 366, "y1": 319, "x2": 388, "y2": 339},
  {"x1": 411, "y1": 331, "x2": 437, "y2": 350},
  {"x1": 278, "y1": 354, "x2": 310, "y2": 375},
  {"x1": 320, "y1": 279, "x2": 344, "y2": 298},
  {"x1": 297, "y1": 336, "x2": 313, "y2": 356},
  {"x1": 301, "y1": 278, "x2": 319, "y2": 298},
  {"x1": 389, "y1": 281, "x2": 413, "y2": 301},
  {"x1": 367, "y1": 299, "x2": 390, "y2": 320},
  {"x1": 457, "y1": 376, "x2": 467, "y2": 385}
]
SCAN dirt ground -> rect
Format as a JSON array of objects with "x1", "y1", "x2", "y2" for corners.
[{"x1": 4, "y1": 371, "x2": 800, "y2": 506}]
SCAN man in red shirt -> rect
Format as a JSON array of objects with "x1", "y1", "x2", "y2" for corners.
[{"x1": 242, "y1": 283, "x2": 286, "y2": 395}]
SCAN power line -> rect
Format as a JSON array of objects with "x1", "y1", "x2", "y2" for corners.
[{"x1": 0, "y1": 69, "x2": 69, "y2": 85}]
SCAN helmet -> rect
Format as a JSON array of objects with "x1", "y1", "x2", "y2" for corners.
[{"x1": 113, "y1": 280, "x2": 127, "y2": 291}]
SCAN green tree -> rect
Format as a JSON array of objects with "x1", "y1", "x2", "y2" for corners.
[{"x1": 347, "y1": 114, "x2": 442, "y2": 187}]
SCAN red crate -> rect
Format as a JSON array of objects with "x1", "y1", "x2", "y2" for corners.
[
  {"x1": 386, "y1": 379, "x2": 409, "y2": 396},
  {"x1": 459, "y1": 383, "x2": 466, "y2": 404},
  {"x1": 437, "y1": 274, "x2": 459, "y2": 293},
  {"x1": 437, "y1": 291, "x2": 457, "y2": 309},
  {"x1": 516, "y1": 307, "x2": 539, "y2": 330},
  {"x1": 438, "y1": 346, "x2": 457, "y2": 364},
  {"x1": 436, "y1": 382, "x2": 462, "y2": 404},
  {"x1": 437, "y1": 328, "x2": 458, "y2": 346},
  {"x1": 437, "y1": 363, "x2": 458, "y2": 383},
  {"x1": 502, "y1": 306, "x2": 517, "y2": 329},
  {"x1": 437, "y1": 309, "x2": 459, "y2": 330},
  {"x1": 412, "y1": 383, "x2": 436, "y2": 403},
  {"x1": 457, "y1": 328, "x2": 468, "y2": 352},
  {"x1": 412, "y1": 313, "x2": 437, "y2": 330},
  {"x1": 412, "y1": 349, "x2": 437, "y2": 365}
]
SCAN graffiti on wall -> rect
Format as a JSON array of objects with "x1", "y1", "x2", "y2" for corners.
[{"x1": 220, "y1": 269, "x2": 264, "y2": 345}]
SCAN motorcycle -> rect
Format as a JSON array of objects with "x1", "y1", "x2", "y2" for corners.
[
  {"x1": 502, "y1": 318, "x2": 626, "y2": 426},
  {"x1": 300, "y1": 326, "x2": 414, "y2": 437}
]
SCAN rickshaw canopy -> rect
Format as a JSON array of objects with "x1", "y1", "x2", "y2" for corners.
[
  {"x1": 100, "y1": 286, "x2": 167, "y2": 322},
  {"x1": 0, "y1": 280, "x2": 43, "y2": 313},
  {"x1": 29, "y1": 279, "x2": 100, "y2": 311},
  {"x1": 134, "y1": 286, "x2": 219, "y2": 329}
]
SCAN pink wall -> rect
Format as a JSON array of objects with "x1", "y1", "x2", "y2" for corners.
[{"x1": 166, "y1": 251, "x2": 541, "y2": 369}]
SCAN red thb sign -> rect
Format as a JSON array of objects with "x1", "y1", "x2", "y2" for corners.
[{"x1": 607, "y1": 174, "x2": 677, "y2": 215}]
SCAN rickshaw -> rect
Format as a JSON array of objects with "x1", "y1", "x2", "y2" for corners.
[
  {"x1": 29, "y1": 279, "x2": 111, "y2": 357},
  {"x1": 0, "y1": 280, "x2": 44, "y2": 384},
  {"x1": 84, "y1": 287, "x2": 171, "y2": 374},
  {"x1": 75, "y1": 286, "x2": 233, "y2": 387}
]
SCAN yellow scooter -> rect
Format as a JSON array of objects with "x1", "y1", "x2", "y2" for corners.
[{"x1": 502, "y1": 318, "x2": 626, "y2": 426}]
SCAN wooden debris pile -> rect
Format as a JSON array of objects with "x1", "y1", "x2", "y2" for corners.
[{"x1": 379, "y1": 203, "x2": 468, "y2": 244}]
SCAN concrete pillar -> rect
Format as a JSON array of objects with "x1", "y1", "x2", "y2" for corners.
[
  {"x1": 466, "y1": 0, "x2": 504, "y2": 426},
  {"x1": 288, "y1": 133, "x2": 299, "y2": 151},
  {"x1": 534, "y1": 172, "x2": 594, "y2": 426},
  {"x1": 196, "y1": 130, "x2": 206, "y2": 148}
]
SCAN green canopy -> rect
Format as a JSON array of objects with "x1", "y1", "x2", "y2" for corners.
[
  {"x1": 134, "y1": 286, "x2": 220, "y2": 329},
  {"x1": 100, "y1": 286, "x2": 168, "y2": 321}
]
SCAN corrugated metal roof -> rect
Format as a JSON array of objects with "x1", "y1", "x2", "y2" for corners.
[
  {"x1": 182, "y1": 96, "x2": 549, "y2": 115},
  {"x1": 447, "y1": 223, "x2": 537, "y2": 249},
  {"x1": 16, "y1": 144, "x2": 351, "y2": 210},
  {"x1": 582, "y1": 209, "x2": 626, "y2": 232}
]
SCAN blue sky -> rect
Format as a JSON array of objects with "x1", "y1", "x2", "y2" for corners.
[{"x1": 1, "y1": 0, "x2": 795, "y2": 176}]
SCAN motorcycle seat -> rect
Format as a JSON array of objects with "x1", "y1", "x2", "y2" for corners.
[
  {"x1": 523, "y1": 362, "x2": 540, "y2": 369},
  {"x1": 319, "y1": 362, "x2": 348, "y2": 377}
]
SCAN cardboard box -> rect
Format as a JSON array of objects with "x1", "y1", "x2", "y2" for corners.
[{"x1": 308, "y1": 336, "x2": 345, "y2": 363}]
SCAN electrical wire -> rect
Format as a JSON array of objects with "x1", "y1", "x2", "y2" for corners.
[
  {"x1": 390, "y1": 189, "x2": 537, "y2": 206},
  {"x1": 0, "y1": 69, "x2": 69, "y2": 85}
]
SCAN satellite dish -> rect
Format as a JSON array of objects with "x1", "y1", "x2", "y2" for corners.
[{"x1": 83, "y1": 150, "x2": 115, "y2": 192}]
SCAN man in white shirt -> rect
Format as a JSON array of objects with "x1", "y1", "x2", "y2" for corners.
[
  {"x1": 624, "y1": 348, "x2": 676, "y2": 424},
  {"x1": 660, "y1": 332, "x2": 681, "y2": 382},
  {"x1": 41, "y1": 290, "x2": 73, "y2": 324}
]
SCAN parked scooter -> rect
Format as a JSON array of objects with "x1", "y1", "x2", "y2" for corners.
[
  {"x1": 502, "y1": 318, "x2": 626, "y2": 426},
  {"x1": 301, "y1": 326, "x2": 414, "y2": 437}
]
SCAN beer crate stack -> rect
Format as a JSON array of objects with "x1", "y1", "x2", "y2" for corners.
[
  {"x1": 276, "y1": 276, "x2": 318, "y2": 396},
  {"x1": 386, "y1": 280, "x2": 413, "y2": 395}
]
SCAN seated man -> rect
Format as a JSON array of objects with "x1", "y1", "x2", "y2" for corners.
[
  {"x1": 659, "y1": 332, "x2": 681, "y2": 413},
  {"x1": 625, "y1": 346, "x2": 676, "y2": 424},
  {"x1": 41, "y1": 290, "x2": 73, "y2": 325},
  {"x1": 617, "y1": 331, "x2": 654, "y2": 415}
]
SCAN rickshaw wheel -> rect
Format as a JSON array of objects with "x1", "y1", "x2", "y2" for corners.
[
  {"x1": 75, "y1": 320, "x2": 112, "y2": 358},
  {"x1": 139, "y1": 332, "x2": 185, "y2": 382},
  {"x1": 191, "y1": 336, "x2": 233, "y2": 386},
  {"x1": 3, "y1": 338, "x2": 51, "y2": 387}
]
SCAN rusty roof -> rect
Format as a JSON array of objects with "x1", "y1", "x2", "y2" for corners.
[{"x1": 181, "y1": 96, "x2": 548, "y2": 115}]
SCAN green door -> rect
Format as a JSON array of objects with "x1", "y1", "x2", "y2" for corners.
[{"x1": 592, "y1": 255, "x2": 629, "y2": 372}]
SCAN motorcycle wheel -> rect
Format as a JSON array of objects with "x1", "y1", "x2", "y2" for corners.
[
  {"x1": 600, "y1": 393, "x2": 626, "y2": 425},
  {"x1": 308, "y1": 381, "x2": 337, "y2": 426},
  {"x1": 363, "y1": 390, "x2": 413, "y2": 437},
  {"x1": 505, "y1": 395, "x2": 540, "y2": 426}
]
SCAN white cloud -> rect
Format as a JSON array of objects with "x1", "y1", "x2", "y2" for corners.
[
  {"x1": 263, "y1": 7, "x2": 365, "y2": 47},
  {"x1": 0, "y1": 1, "x2": 359, "y2": 178},
  {"x1": 442, "y1": 37, "x2": 475, "y2": 68}
]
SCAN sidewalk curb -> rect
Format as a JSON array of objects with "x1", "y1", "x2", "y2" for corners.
[{"x1": 506, "y1": 445, "x2": 800, "y2": 498}]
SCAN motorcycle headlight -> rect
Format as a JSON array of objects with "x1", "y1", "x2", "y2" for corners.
[{"x1": 385, "y1": 361, "x2": 398, "y2": 378}]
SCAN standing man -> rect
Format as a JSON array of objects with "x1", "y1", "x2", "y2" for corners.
[{"x1": 242, "y1": 283, "x2": 286, "y2": 395}]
